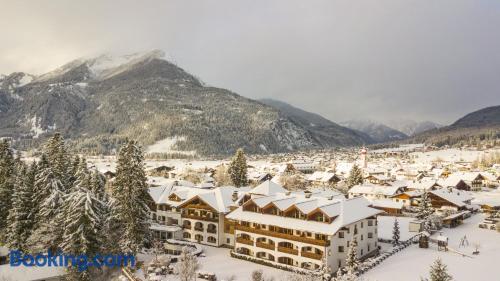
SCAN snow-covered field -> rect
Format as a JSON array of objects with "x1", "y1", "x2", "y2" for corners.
[
  {"x1": 146, "y1": 136, "x2": 196, "y2": 156},
  {"x1": 410, "y1": 148, "x2": 499, "y2": 164},
  {"x1": 365, "y1": 214, "x2": 500, "y2": 281}
]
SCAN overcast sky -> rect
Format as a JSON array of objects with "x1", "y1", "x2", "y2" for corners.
[{"x1": 1, "y1": 0, "x2": 499, "y2": 125}]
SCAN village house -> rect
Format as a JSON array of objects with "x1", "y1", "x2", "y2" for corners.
[
  {"x1": 438, "y1": 172, "x2": 492, "y2": 191},
  {"x1": 247, "y1": 171, "x2": 273, "y2": 185},
  {"x1": 428, "y1": 187, "x2": 473, "y2": 211},
  {"x1": 390, "y1": 190, "x2": 423, "y2": 207},
  {"x1": 307, "y1": 171, "x2": 341, "y2": 187},
  {"x1": 370, "y1": 199, "x2": 404, "y2": 214},
  {"x1": 407, "y1": 179, "x2": 442, "y2": 191},
  {"x1": 348, "y1": 182, "x2": 407, "y2": 201},
  {"x1": 226, "y1": 183, "x2": 382, "y2": 274},
  {"x1": 290, "y1": 160, "x2": 317, "y2": 174}
]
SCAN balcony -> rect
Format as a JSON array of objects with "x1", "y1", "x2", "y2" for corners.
[
  {"x1": 301, "y1": 251, "x2": 323, "y2": 260},
  {"x1": 183, "y1": 225, "x2": 192, "y2": 230},
  {"x1": 236, "y1": 237, "x2": 254, "y2": 246},
  {"x1": 182, "y1": 213, "x2": 218, "y2": 222},
  {"x1": 207, "y1": 228, "x2": 217, "y2": 234},
  {"x1": 256, "y1": 242, "x2": 275, "y2": 251},
  {"x1": 235, "y1": 225, "x2": 330, "y2": 247},
  {"x1": 194, "y1": 226, "x2": 204, "y2": 232},
  {"x1": 277, "y1": 246, "x2": 298, "y2": 255}
]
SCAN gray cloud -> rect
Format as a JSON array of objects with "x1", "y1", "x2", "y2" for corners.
[{"x1": 1, "y1": 0, "x2": 499, "y2": 124}]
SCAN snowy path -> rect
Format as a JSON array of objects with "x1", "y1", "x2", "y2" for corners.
[{"x1": 365, "y1": 214, "x2": 500, "y2": 281}]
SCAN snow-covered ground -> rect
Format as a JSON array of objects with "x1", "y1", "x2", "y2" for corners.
[
  {"x1": 196, "y1": 247, "x2": 285, "y2": 280},
  {"x1": 146, "y1": 136, "x2": 196, "y2": 156},
  {"x1": 137, "y1": 246, "x2": 286, "y2": 281},
  {"x1": 410, "y1": 148, "x2": 499, "y2": 164},
  {"x1": 365, "y1": 214, "x2": 500, "y2": 281}
]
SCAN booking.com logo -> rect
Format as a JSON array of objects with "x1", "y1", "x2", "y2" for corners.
[{"x1": 9, "y1": 250, "x2": 135, "y2": 272}]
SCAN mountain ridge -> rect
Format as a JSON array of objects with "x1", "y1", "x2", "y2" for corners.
[
  {"x1": 0, "y1": 51, "x2": 369, "y2": 156},
  {"x1": 340, "y1": 119, "x2": 408, "y2": 143},
  {"x1": 407, "y1": 105, "x2": 500, "y2": 146},
  {"x1": 259, "y1": 98, "x2": 374, "y2": 146}
]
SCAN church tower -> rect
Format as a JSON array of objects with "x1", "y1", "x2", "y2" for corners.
[{"x1": 360, "y1": 147, "x2": 368, "y2": 168}]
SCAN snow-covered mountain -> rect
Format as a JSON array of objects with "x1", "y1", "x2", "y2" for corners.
[
  {"x1": 259, "y1": 99, "x2": 374, "y2": 145},
  {"x1": 0, "y1": 50, "x2": 369, "y2": 156},
  {"x1": 409, "y1": 105, "x2": 500, "y2": 146},
  {"x1": 386, "y1": 120, "x2": 442, "y2": 136},
  {"x1": 340, "y1": 119, "x2": 408, "y2": 143}
]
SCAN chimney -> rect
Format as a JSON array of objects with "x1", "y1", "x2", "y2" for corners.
[
  {"x1": 232, "y1": 191, "x2": 238, "y2": 202},
  {"x1": 305, "y1": 193, "x2": 312, "y2": 198}
]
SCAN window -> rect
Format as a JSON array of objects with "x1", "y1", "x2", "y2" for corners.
[
  {"x1": 368, "y1": 220, "x2": 373, "y2": 226},
  {"x1": 361, "y1": 234, "x2": 364, "y2": 241},
  {"x1": 368, "y1": 244, "x2": 370, "y2": 252},
  {"x1": 361, "y1": 222, "x2": 364, "y2": 228},
  {"x1": 361, "y1": 249, "x2": 364, "y2": 255},
  {"x1": 338, "y1": 246, "x2": 344, "y2": 253},
  {"x1": 207, "y1": 236, "x2": 216, "y2": 243},
  {"x1": 338, "y1": 232, "x2": 344, "y2": 238},
  {"x1": 368, "y1": 232, "x2": 373, "y2": 239},
  {"x1": 227, "y1": 238, "x2": 230, "y2": 243}
]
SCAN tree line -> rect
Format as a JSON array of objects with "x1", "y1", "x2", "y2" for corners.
[{"x1": 0, "y1": 134, "x2": 151, "y2": 281}]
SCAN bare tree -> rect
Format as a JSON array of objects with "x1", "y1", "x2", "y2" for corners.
[
  {"x1": 213, "y1": 164, "x2": 232, "y2": 186},
  {"x1": 176, "y1": 246, "x2": 200, "y2": 281}
]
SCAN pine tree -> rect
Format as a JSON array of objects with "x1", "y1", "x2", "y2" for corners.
[
  {"x1": 345, "y1": 238, "x2": 359, "y2": 275},
  {"x1": 68, "y1": 156, "x2": 81, "y2": 187},
  {"x1": 6, "y1": 164, "x2": 33, "y2": 251},
  {"x1": 44, "y1": 133, "x2": 70, "y2": 190},
  {"x1": 89, "y1": 170, "x2": 106, "y2": 200},
  {"x1": 392, "y1": 218, "x2": 400, "y2": 246},
  {"x1": 418, "y1": 190, "x2": 433, "y2": 219},
  {"x1": 176, "y1": 246, "x2": 200, "y2": 281},
  {"x1": 73, "y1": 157, "x2": 91, "y2": 191},
  {"x1": 61, "y1": 186, "x2": 103, "y2": 257},
  {"x1": 347, "y1": 165, "x2": 363, "y2": 188},
  {"x1": 112, "y1": 140, "x2": 152, "y2": 254},
  {"x1": 422, "y1": 258, "x2": 453, "y2": 281},
  {"x1": 0, "y1": 139, "x2": 15, "y2": 240},
  {"x1": 228, "y1": 148, "x2": 248, "y2": 187},
  {"x1": 28, "y1": 156, "x2": 66, "y2": 252}
]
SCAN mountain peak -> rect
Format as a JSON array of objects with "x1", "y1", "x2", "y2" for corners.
[{"x1": 36, "y1": 50, "x2": 169, "y2": 83}]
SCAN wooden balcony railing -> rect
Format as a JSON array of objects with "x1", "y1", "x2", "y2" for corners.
[
  {"x1": 184, "y1": 204, "x2": 213, "y2": 210},
  {"x1": 277, "y1": 246, "x2": 298, "y2": 255},
  {"x1": 301, "y1": 251, "x2": 323, "y2": 260},
  {"x1": 182, "y1": 213, "x2": 219, "y2": 222},
  {"x1": 235, "y1": 225, "x2": 330, "y2": 247},
  {"x1": 256, "y1": 242, "x2": 275, "y2": 251},
  {"x1": 236, "y1": 237, "x2": 254, "y2": 246}
]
